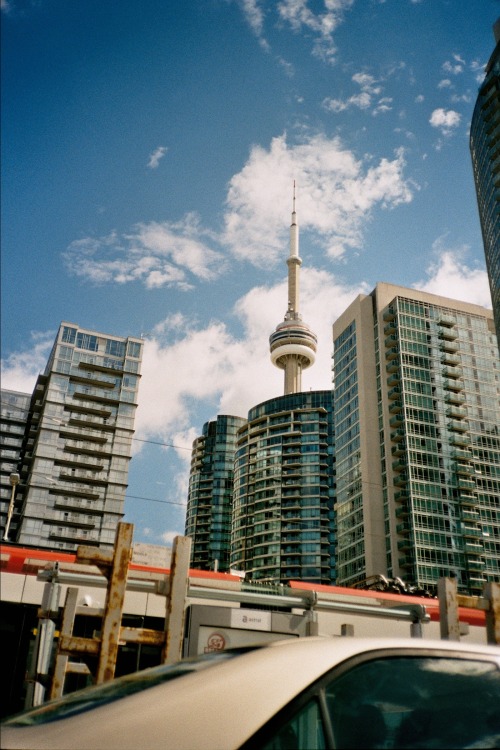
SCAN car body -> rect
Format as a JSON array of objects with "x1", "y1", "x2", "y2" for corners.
[{"x1": 2, "y1": 636, "x2": 500, "y2": 750}]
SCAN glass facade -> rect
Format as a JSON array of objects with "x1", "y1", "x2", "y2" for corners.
[
  {"x1": 185, "y1": 415, "x2": 246, "y2": 572},
  {"x1": 231, "y1": 391, "x2": 335, "y2": 584},
  {"x1": 333, "y1": 284, "x2": 500, "y2": 596},
  {"x1": 470, "y1": 27, "x2": 500, "y2": 342},
  {"x1": 13, "y1": 323, "x2": 143, "y2": 552},
  {"x1": 0, "y1": 390, "x2": 30, "y2": 539}
]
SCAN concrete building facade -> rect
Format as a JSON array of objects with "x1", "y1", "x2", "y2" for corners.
[
  {"x1": 332, "y1": 283, "x2": 500, "y2": 595},
  {"x1": 13, "y1": 323, "x2": 143, "y2": 552}
]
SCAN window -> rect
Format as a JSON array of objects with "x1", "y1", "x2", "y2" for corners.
[
  {"x1": 76, "y1": 333, "x2": 98, "y2": 352},
  {"x1": 260, "y1": 699, "x2": 326, "y2": 750}
]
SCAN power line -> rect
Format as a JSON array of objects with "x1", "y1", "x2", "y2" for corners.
[{"x1": 125, "y1": 494, "x2": 186, "y2": 507}]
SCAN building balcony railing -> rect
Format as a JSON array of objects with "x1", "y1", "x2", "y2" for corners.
[
  {"x1": 394, "y1": 488, "x2": 409, "y2": 502},
  {"x1": 446, "y1": 406, "x2": 467, "y2": 420},
  {"x1": 384, "y1": 321, "x2": 397, "y2": 335},
  {"x1": 389, "y1": 400, "x2": 403, "y2": 415},
  {"x1": 461, "y1": 509, "x2": 480, "y2": 523},
  {"x1": 438, "y1": 327, "x2": 458, "y2": 340},
  {"x1": 386, "y1": 358, "x2": 400, "y2": 373},
  {"x1": 461, "y1": 525, "x2": 483, "y2": 539},
  {"x1": 443, "y1": 378, "x2": 464, "y2": 393},
  {"x1": 448, "y1": 420, "x2": 468, "y2": 433},
  {"x1": 385, "y1": 346, "x2": 399, "y2": 361},
  {"x1": 441, "y1": 353, "x2": 461, "y2": 366},
  {"x1": 442, "y1": 366, "x2": 463, "y2": 379},
  {"x1": 392, "y1": 458, "x2": 407, "y2": 472},
  {"x1": 457, "y1": 477, "x2": 476, "y2": 491},
  {"x1": 383, "y1": 307, "x2": 396, "y2": 322},
  {"x1": 390, "y1": 414, "x2": 404, "y2": 428},
  {"x1": 396, "y1": 521, "x2": 411, "y2": 535},
  {"x1": 458, "y1": 492, "x2": 477, "y2": 507},
  {"x1": 390, "y1": 428, "x2": 405, "y2": 443},
  {"x1": 445, "y1": 391, "x2": 466, "y2": 406},
  {"x1": 450, "y1": 433, "x2": 471, "y2": 448},
  {"x1": 439, "y1": 340, "x2": 459, "y2": 354},
  {"x1": 395, "y1": 504, "x2": 409, "y2": 518},
  {"x1": 397, "y1": 538, "x2": 411, "y2": 551},
  {"x1": 387, "y1": 372, "x2": 400, "y2": 387},
  {"x1": 388, "y1": 386, "x2": 401, "y2": 400},
  {"x1": 438, "y1": 314, "x2": 456, "y2": 327},
  {"x1": 455, "y1": 463, "x2": 475, "y2": 477},
  {"x1": 391, "y1": 442, "x2": 405, "y2": 457}
]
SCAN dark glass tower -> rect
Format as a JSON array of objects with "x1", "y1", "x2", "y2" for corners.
[
  {"x1": 231, "y1": 391, "x2": 335, "y2": 584},
  {"x1": 470, "y1": 20, "x2": 500, "y2": 341},
  {"x1": 185, "y1": 415, "x2": 246, "y2": 572}
]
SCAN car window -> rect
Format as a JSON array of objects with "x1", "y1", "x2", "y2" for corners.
[
  {"x1": 260, "y1": 697, "x2": 327, "y2": 750},
  {"x1": 325, "y1": 655, "x2": 500, "y2": 749}
]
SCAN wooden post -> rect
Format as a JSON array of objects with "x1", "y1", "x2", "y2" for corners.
[{"x1": 437, "y1": 577, "x2": 460, "y2": 641}]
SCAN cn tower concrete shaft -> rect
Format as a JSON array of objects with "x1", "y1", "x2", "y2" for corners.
[{"x1": 269, "y1": 184, "x2": 317, "y2": 395}]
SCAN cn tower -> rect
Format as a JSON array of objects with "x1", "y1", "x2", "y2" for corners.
[{"x1": 269, "y1": 183, "x2": 317, "y2": 394}]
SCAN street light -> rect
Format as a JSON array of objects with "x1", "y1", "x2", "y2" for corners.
[{"x1": 3, "y1": 472, "x2": 20, "y2": 542}]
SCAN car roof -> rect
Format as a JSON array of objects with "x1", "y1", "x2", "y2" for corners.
[{"x1": 3, "y1": 637, "x2": 500, "y2": 750}]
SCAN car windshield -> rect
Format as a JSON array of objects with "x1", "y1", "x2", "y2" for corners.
[{"x1": 4, "y1": 647, "x2": 256, "y2": 727}]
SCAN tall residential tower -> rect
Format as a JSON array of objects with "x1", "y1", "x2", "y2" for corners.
[
  {"x1": 11, "y1": 323, "x2": 143, "y2": 551},
  {"x1": 470, "y1": 20, "x2": 500, "y2": 341},
  {"x1": 332, "y1": 283, "x2": 499, "y2": 596}
]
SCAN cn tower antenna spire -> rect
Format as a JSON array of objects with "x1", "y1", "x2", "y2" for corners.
[{"x1": 269, "y1": 182, "x2": 317, "y2": 395}]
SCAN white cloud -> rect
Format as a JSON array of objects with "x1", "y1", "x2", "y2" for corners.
[
  {"x1": 437, "y1": 79, "x2": 452, "y2": 89},
  {"x1": 413, "y1": 238, "x2": 491, "y2": 308},
  {"x1": 429, "y1": 108, "x2": 461, "y2": 136},
  {"x1": 277, "y1": 0, "x2": 355, "y2": 62},
  {"x1": 442, "y1": 55, "x2": 465, "y2": 75},
  {"x1": 222, "y1": 133, "x2": 413, "y2": 265},
  {"x1": 415, "y1": 94, "x2": 424, "y2": 103},
  {"x1": 147, "y1": 146, "x2": 168, "y2": 169},
  {"x1": 0, "y1": 330, "x2": 56, "y2": 393},
  {"x1": 134, "y1": 269, "x2": 367, "y2": 447},
  {"x1": 63, "y1": 215, "x2": 226, "y2": 289},
  {"x1": 323, "y1": 70, "x2": 391, "y2": 115},
  {"x1": 237, "y1": 0, "x2": 270, "y2": 51}
]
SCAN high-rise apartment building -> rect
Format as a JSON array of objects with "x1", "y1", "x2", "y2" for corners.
[
  {"x1": 12, "y1": 323, "x2": 143, "y2": 551},
  {"x1": 332, "y1": 283, "x2": 500, "y2": 595},
  {"x1": 1, "y1": 390, "x2": 31, "y2": 541},
  {"x1": 231, "y1": 391, "x2": 335, "y2": 583},
  {"x1": 185, "y1": 415, "x2": 246, "y2": 572},
  {"x1": 470, "y1": 19, "x2": 500, "y2": 341}
]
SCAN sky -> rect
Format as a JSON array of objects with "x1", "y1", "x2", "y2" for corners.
[{"x1": 1, "y1": 0, "x2": 499, "y2": 548}]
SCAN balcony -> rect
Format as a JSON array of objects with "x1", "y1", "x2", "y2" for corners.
[
  {"x1": 386, "y1": 359, "x2": 400, "y2": 373},
  {"x1": 394, "y1": 472, "x2": 408, "y2": 486},
  {"x1": 448, "y1": 420, "x2": 467, "y2": 433},
  {"x1": 466, "y1": 557, "x2": 485, "y2": 572},
  {"x1": 388, "y1": 386, "x2": 401, "y2": 400},
  {"x1": 387, "y1": 372, "x2": 400, "y2": 387},
  {"x1": 461, "y1": 525, "x2": 483, "y2": 539},
  {"x1": 455, "y1": 463, "x2": 475, "y2": 477},
  {"x1": 398, "y1": 555, "x2": 414, "y2": 568},
  {"x1": 438, "y1": 326, "x2": 458, "y2": 340},
  {"x1": 442, "y1": 366, "x2": 463, "y2": 380},
  {"x1": 451, "y1": 450, "x2": 472, "y2": 463},
  {"x1": 385, "y1": 334, "x2": 398, "y2": 349},
  {"x1": 391, "y1": 428, "x2": 405, "y2": 443},
  {"x1": 383, "y1": 307, "x2": 396, "y2": 322},
  {"x1": 445, "y1": 391, "x2": 465, "y2": 405},
  {"x1": 389, "y1": 400, "x2": 403, "y2": 414},
  {"x1": 457, "y1": 477, "x2": 476, "y2": 491},
  {"x1": 396, "y1": 521, "x2": 410, "y2": 535},
  {"x1": 446, "y1": 406, "x2": 467, "y2": 420},
  {"x1": 438, "y1": 314, "x2": 456, "y2": 327},
  {"x1": 392, "y1": 442, "x2": 405, "y2": 457},
  {"x1": 390, "y1": 414, "x2": 404, "y2": 428},
  {"x1": 392, "y1": 457, "x2": 407, "y2": 472},
  {"x1": 395, "y1": 505, "x2": 409, "y2": 518},
  {"x1": 386, "y1": 347, "x2": 399, "y2": 361},
  {"x1": 461, "y1": 509, "x2": 480, "y2": 523},
  {"x1": 450, "y1": 433, "x2": 471, "y2": 447},
  {"x1": 441, "y1": 352, "x2": 461, "y2": 366},
  {"x1": 394, "y1": 488, "x2": 409, "y2": 502},
  {"x1": 384, "y1": 321, "x2": 397, "y2": 335},
  {"x1": 458, "y1": 492, "x2": 477, "y2": 507},
  {"x1": 443, "y1": 378, "x2": 464, "y2": 392},
  {"x1": 440, "y1": 339, "x2": 459, "y2": 354}
]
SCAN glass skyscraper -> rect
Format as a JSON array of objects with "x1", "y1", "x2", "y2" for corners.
[
  {"x1": 185, "y1": 414, "x2": 246, "y2": 572},
  {"x1": 332, "y1": 283, "x2": 499, "y2": 596},
  {"x1": 470, "y1": 20, "x2": 500, "y2": 342},
  {"x1": 1, "y1": 390, "x2": 31, "y2": 541},
  {"x1": 231, "y1": 391, "x2": 335, "y2": 584},
  {"x1": 12, "y1": 322, "x2": 143, "y2": 551}
]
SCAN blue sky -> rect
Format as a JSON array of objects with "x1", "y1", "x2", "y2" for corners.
[{"x1": 1, "y1": 0, "x2": 498, "y2": 547}]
